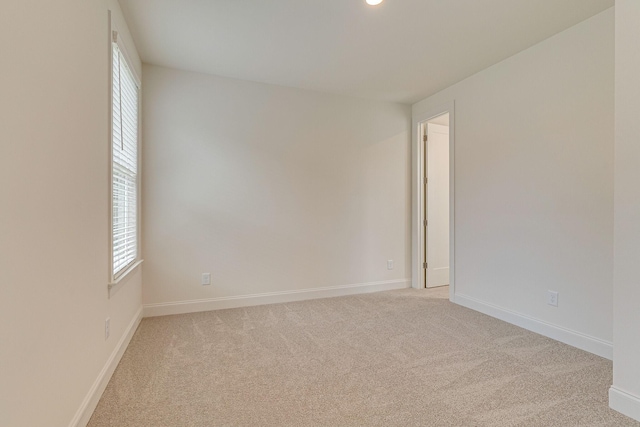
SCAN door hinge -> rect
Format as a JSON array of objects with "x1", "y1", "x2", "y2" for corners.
[
  {"x1": 423, "y1": 262, "x2": 428, "y2": 269},
  {"x1": 424, "y1": 219, "x2": 428, "y2": 227},
  {"x1": 423, "y1": 134, "x2": 428, "y2": 142},
  {"x1": 424, "y1": 177, "x2": 428, "y2": 184}
]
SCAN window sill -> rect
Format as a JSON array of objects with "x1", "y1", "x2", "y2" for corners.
[{"x1": 108, "y1": 259, "x2": 144, "y2": 292}]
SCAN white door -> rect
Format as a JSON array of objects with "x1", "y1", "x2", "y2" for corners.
[{"x1": 426, "y1": 123, "x2": 449, "y2": 288}]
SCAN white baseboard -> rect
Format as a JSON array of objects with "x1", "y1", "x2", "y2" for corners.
[
  {"x1": 610, "y1": 386, "x2": 640, "y2": 422},
  {"x1": 454, "y1": 293, "x2": 613, "y2": 360},
  {"x1": 68, "y1": 306, "x2": 143, "y2": 427},
  {"x1": 143, "y1": 279, "x2": 411, "y2": 318}
]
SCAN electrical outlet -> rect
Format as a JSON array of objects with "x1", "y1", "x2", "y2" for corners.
[
  {"x1": 547, "y1": 291, "x2": 559, "y2": 307},
  {"x1": 105, "y1": 318, "x2": 110, "y2": 340},
  {"x1": 387, "y1": 260, "x2": 394, "y2": 270},
  {"x1": 201, "y1": 273, "x2": 211, "y2": 286}
]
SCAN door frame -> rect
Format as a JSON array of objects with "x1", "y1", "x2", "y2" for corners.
[{"x1": 411, "y1": 101, "x2": 455, "y2": 302}]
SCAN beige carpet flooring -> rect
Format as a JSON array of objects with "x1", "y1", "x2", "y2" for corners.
[{"x1": 88, "y1": 287, "x2": 639, "y2": 426}]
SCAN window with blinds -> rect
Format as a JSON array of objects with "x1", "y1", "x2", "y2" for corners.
[{"x1": 111, "y1": 40, "x2": 139, "y2": 279}]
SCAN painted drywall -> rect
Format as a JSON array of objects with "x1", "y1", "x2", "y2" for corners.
[
  {"x1": 413, "y1": 9, "x2": 614, "y2": 346},
  {"x1": 0, "y1": 1, "x2": 142, "y2": 426},
  {"x1": 610, "y1": 0, "x2": 640, "y2": 421},
  {"x1": 141, "y1": 65, "x2": 411, "y2": 307}
]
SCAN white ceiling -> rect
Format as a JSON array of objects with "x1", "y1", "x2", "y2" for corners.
[{"x1": 119, "y1": 0, "x2": 613, "y2": 104}]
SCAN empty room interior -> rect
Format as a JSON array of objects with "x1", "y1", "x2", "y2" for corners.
[{"x1": 3, "y1": 0, "x2": 640, "y2": 426}]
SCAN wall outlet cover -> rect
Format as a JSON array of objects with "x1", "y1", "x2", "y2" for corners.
[
  {"x1": 202, "y1": 273, "x2": 211, "y2": 286},
  {"x1": 547, "y1": 291, "x2": 559, "y2": 307},
  {"x1": 105, "y1": 318, "x2": 111, "y2": 340}
]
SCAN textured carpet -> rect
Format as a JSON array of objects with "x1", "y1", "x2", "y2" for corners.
[{"x1": 88, "y1": 287, "x2": 639, "y2": 426}]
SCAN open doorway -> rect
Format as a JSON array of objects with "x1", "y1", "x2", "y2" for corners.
[
  {"x1": 412, "y1": 102, "x2": 455, "y2": 300},
  {"x1": 423, "y1": 114, "x2": 449, "y2": 288}
]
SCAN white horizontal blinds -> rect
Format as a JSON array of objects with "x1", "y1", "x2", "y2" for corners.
[{"x1": 112, "y1": 41, "x2": 139, "y2": 277}]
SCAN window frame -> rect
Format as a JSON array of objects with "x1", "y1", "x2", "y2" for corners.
[{"x1": 108, "y1": 21, "x2": 143, "y2": 289}]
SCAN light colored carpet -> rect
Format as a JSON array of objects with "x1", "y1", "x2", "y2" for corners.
[{"x1": 88, "y1": 287, "x2": 639, "y2": 426}]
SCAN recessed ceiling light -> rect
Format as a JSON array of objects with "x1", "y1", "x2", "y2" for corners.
[{"x1": 366, "y1": 0, "x2": 384, "y2": 5}]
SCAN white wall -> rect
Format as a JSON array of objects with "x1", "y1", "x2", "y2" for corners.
[
  {"x1": 0, "y1": 1, "x2": 142, "y2": 426},
  {"x1": 610, "y1": 0, "x2": 640, "y2": 422},
  {"x1": 413, "y1": 9, "x2": 614, "y2": 355},
  {"x1": 141, "y1": 65, "x2": 411, "y2": 310}
]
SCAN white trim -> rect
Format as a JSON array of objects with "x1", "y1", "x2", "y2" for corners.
[
  {"x1": 107, "y1": 10, "x2": 115, "y2": 292},
  {"x1": 110, "y1": 21, "x2": 141, "y2": 87},
  {"x1": 454, "y1": 293, "x2": 613, "y2": 359},
  {"x1": 143, "y1": 279, "x2": 411, "y2": 318},
  {"x1": 411, "y1": 101, "x2": 456, "y2": 304},
  {"x1": 109, "y1": 259, "x2": 143, "y2": 289},
  {"x1": 68, "y1": 306, "x2": 143, "y2": 427},
  {"x1": 610, "y1": 386, "x2": 640, "y2": 422}
]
